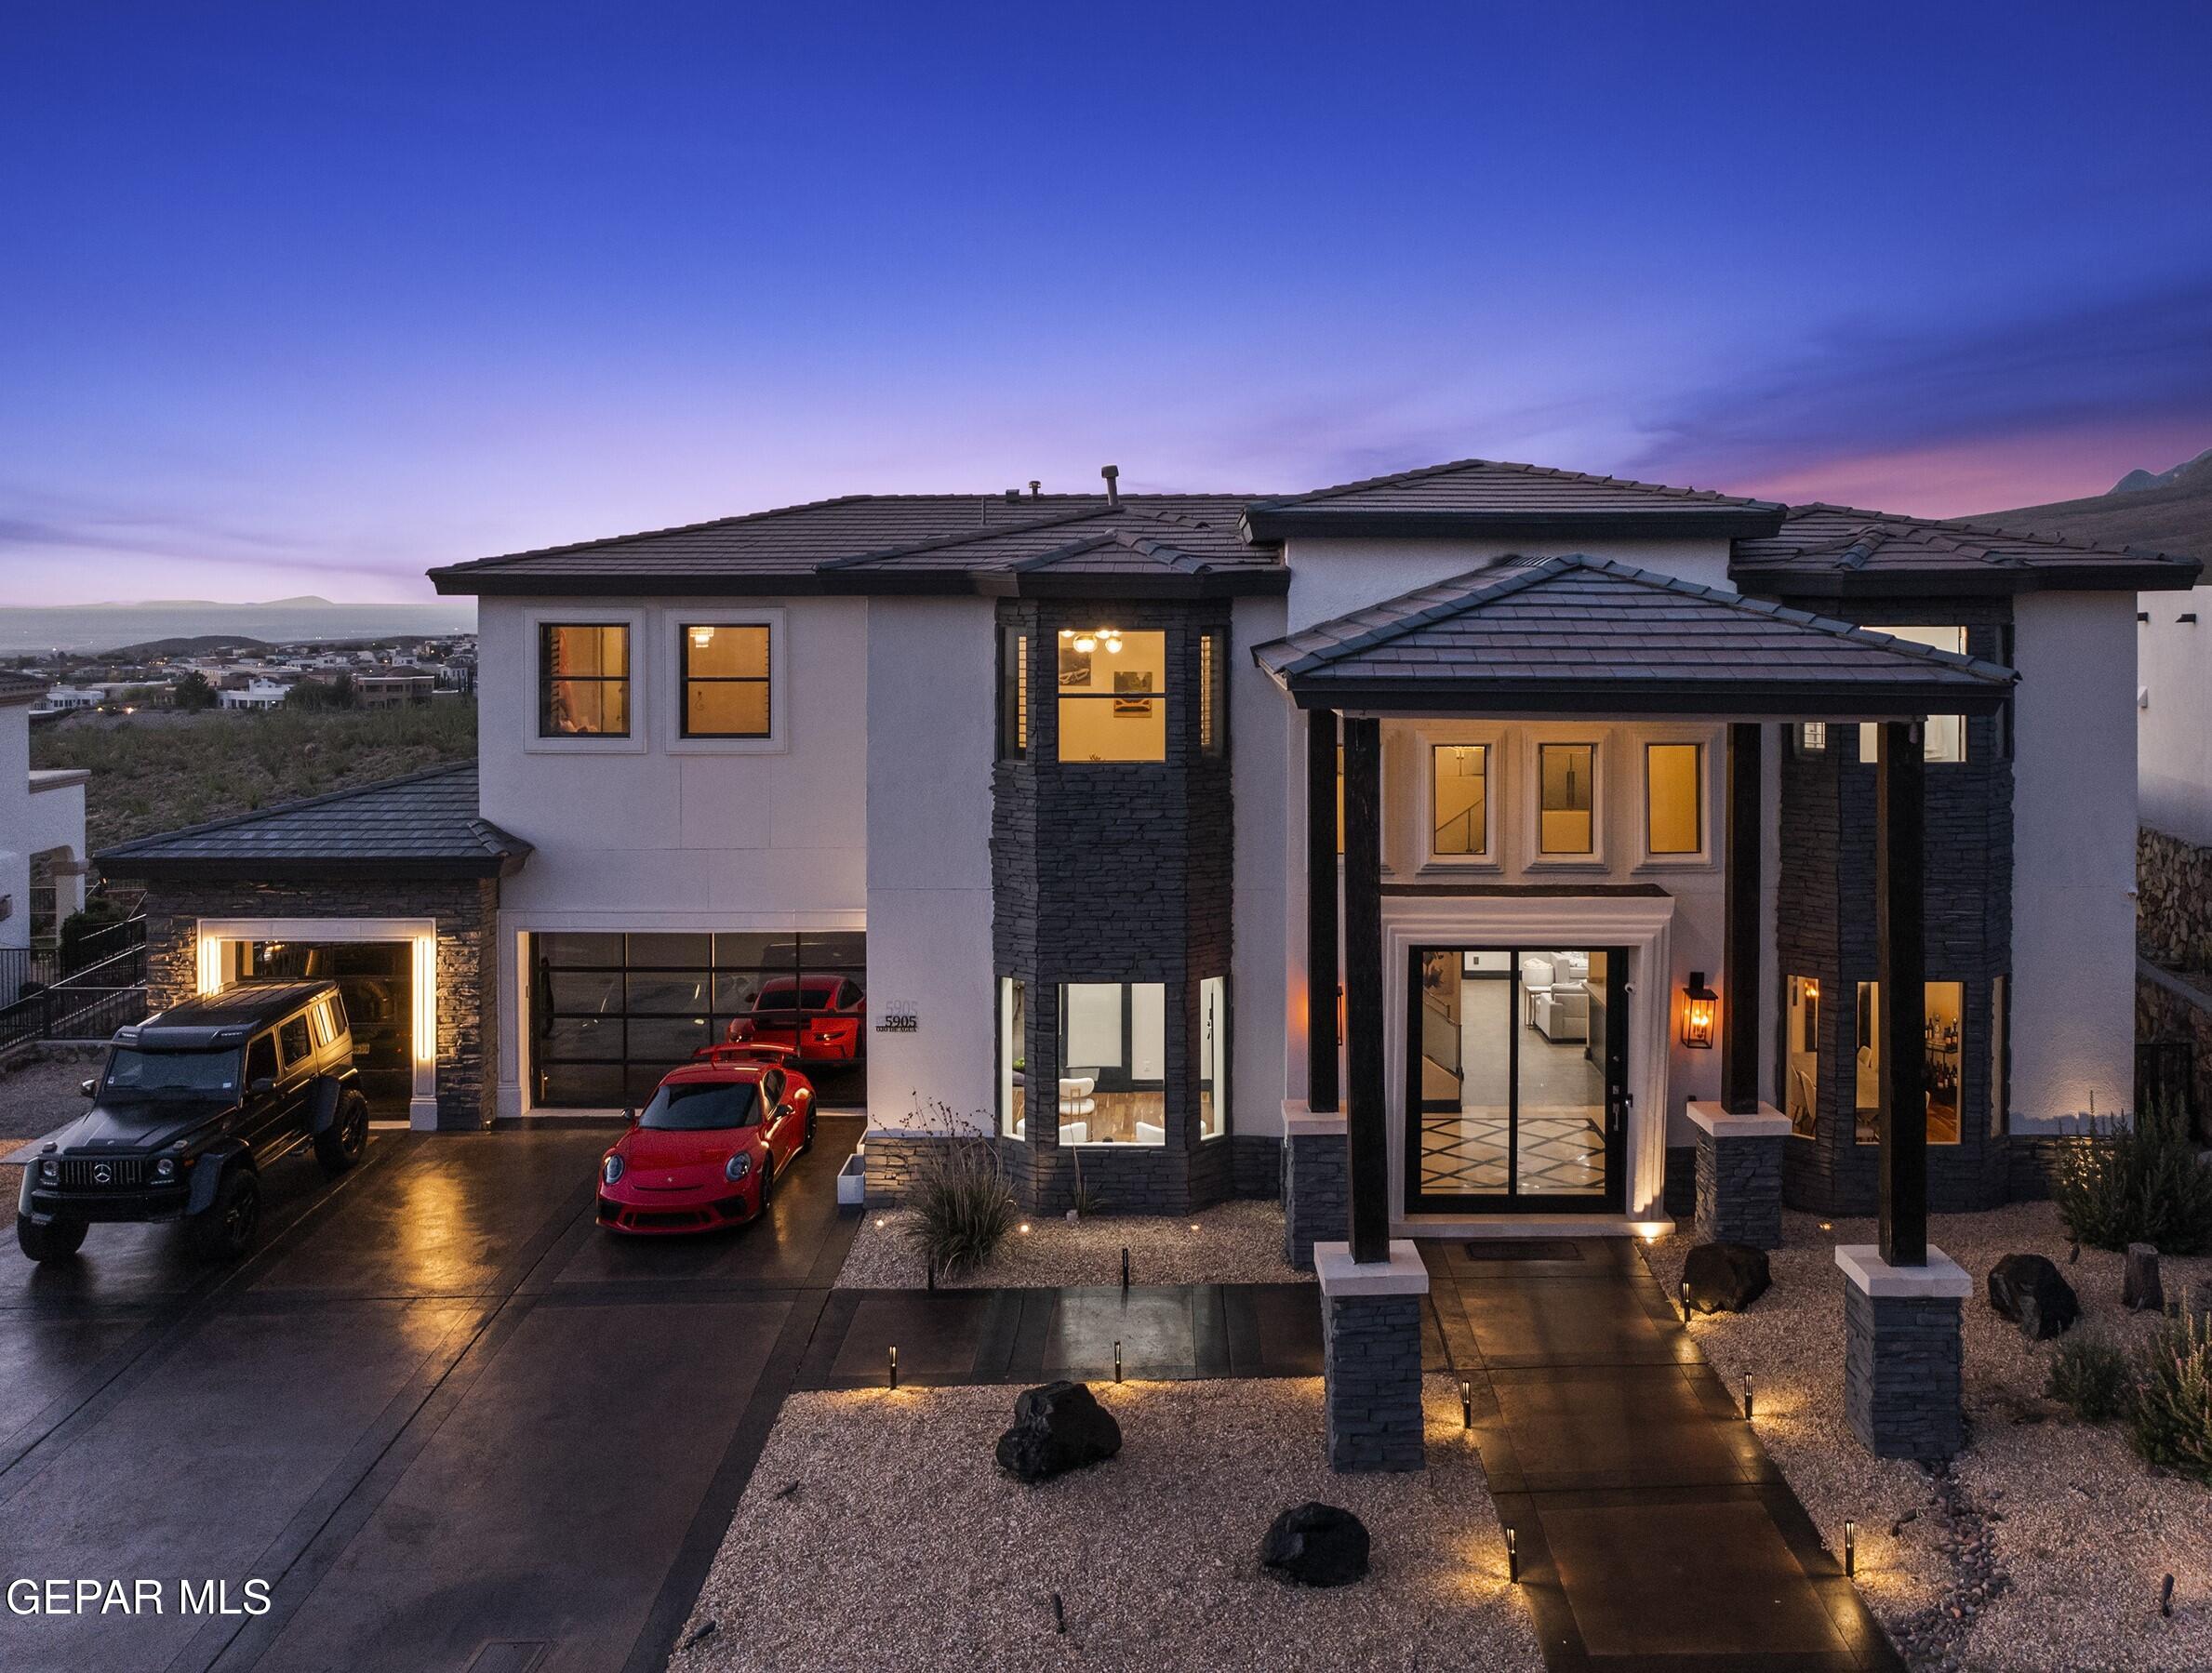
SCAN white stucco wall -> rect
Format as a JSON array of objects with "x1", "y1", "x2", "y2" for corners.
[
  {"x1": 478, "y1": 594, "x2": 871, "y2": 1112},
  {"x1": 0, "y1": 701, "x2": 31, "y2": 950},
  {"x1": 2012, "y1": 590, "x2": 2139, "y2": 1127},
  {"x1": 862, "y1": 596, "x2": 996, "y2": 1135},
  {"x1": 1230, "y1": 593, "x2": 1289, "y2": 1139},
  {"x1": 2138, "y1": 584, "x2": 2212, "y2": 847}
]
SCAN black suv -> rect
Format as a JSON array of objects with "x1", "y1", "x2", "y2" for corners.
[{"x1": 17, "y1": 981, "x2": 372, "y2": 1263}]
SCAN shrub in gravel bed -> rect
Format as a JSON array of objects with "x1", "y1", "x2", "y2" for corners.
[
  {"x1": 905, "y1": 1124, "x2": 1016, "y2": 1277},
  {"x1": 2045, "y1": 1334, "x2": 2133, "y2": 1423},
  {"x1": 2129, "y1": 1304, "x2": 2212, "y2": 1482},
  {"x1": 2052, "y1": 1096, "x2": 2212, "y2": 1255}
]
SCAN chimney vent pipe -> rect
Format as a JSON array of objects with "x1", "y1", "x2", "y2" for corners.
[
  {"x1": 1029, "y1": 480, "x2": 1041, "y2": 498},
  {"x1": 1101, "y1": 464, "x2": 1120, "y2": 506}
]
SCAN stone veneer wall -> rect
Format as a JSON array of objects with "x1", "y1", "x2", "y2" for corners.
[
  {"x1": 140, "y1": 875, "x2": 500, "y2": 1130},
  {"x1": 1282, "y1": 1129, "x2": 1349, "y2": 1269},
  {"x1": 1776, "y1": 601, "x2": 2016, "y2": 1215},
  {"x1": 1320, "y1": 1292, "x2": 1426, "y2": 1471},
  {"x1": 1694, "y1": 1130, "x2": 1783, "y2": 1248},
  {"x1": 1843, "y1": 1283, "x2": 1965, "y2": 1460},
  {"x1": 990, "y1": 599, "x2": 1240, "y2": 1215}
]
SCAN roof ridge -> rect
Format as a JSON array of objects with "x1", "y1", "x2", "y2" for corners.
[
  {"x1": 815, "y1": 506, "x2": 1117, "y2": 570},
  {"x1": 1252, "y1": 456, "x2": 1783, "y2": 512},
  {"x1": 99, "y1": 761, "x2": 478, "y2": 856},
  {"x1": 1772, "y1": 501, "x2": 2193, "y2": 568}
]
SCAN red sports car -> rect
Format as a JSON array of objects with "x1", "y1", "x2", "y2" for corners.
[
  {"x1": 726, "y1": 974, "x2": 865, "y2": 1063},
  {"x1": 595, "y1": 1045, "x2": 816, "y2": 1235}
]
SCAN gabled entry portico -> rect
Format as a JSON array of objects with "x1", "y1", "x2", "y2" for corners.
[{"x1": 1254, "y1": 554, "x2": 2015, "y2": 1468}]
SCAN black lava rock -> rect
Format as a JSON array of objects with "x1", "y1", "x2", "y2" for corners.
[
  {"x1": 994, "y1": 1380, "x2": 1122, "y2": 1484},
  {"x1": 1259, "y1": 1502, "x2": 1370, "y2": 1587},
  {"x1": 1987, "y1": 1254, "x2": 2080, "y2": 1340},
  {"x1": 1682, "y1": 1241, "x2": 1770, "y2": 1314}
]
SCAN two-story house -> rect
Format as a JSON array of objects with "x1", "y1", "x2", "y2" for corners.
[{"x1": 100, "y1": 459, "x2": 2198, "y2": 1242}]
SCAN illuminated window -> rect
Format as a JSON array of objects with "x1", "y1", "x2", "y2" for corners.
[
  {"x1": 1795, "y1": 723, "x2": 1828, "y2": 755},
  {"x1": 540, "y1": 624, "x2": 629, "y2": 737},
  {"x1": 1785, "y1": 975, "x2": 1819, "y2": 1137},
  {"x1": 1198, "y1": 629, "x2": 1227, "y2": 757},
  {"x1": 679, "y1": 624, "x2": 770, "y2": 738},
  {"x1": 1198, "y1": 976, "x2": 1228, "y2": 1139},
  {"x1": 1057, "y1": 629, "x2": 1167, "y2": 763},
  {"x1": 1539, "y1": 744, "x2": 1595, "y2": 854},
  {"x1": 1645, "y1": 742, "x2": 1702, "y2": 856},
  {"x1": 1859, "y1": 627, "x2": 1966, "y2": 763},
  {"x1": 1431, "y1": 745, "x2": 1487, "y2": 856},
  {"x1": 1000, "y1": 977, "x2": 1027, "y2": 1137},
  {"x1": 999, "y1": 628, "x2": 1029, "y2": 761},
  {"x1": 1854, "y1": 979, "x2": 1965, "y2": 1144},
  {"x1": 1059, "y1": 982, "x2": 1166, "y2": 1144}
]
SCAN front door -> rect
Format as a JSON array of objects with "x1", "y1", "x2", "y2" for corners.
[{"x1": 1404, "y1": 945, "x2": 1627, "y2": 1214}]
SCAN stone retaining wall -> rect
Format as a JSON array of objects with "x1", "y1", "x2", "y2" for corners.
[{"x1": 2139, "y1": 826, "x2": 2212, "y2": 970}]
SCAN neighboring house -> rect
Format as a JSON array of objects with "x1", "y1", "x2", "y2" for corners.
[
  {"x1": 1, "y1": 671, "x2": 89, "y2": 967},
  {"x1": 353, "y1": 671, "x2": 435, "y2": 708},
  {"x1": 220, "y1": 677, "x2": 295, "y2": 710},
  {"x1": 98, "y1": 461, "x2": 2197, "y2": 1235},
  {"x1": 35, "y1": 684, "x2": 102, "y2": 713}
]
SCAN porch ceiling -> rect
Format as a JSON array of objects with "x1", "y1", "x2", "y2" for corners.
[{"x1": 1251, "y1": 554, "x2": 2017, "y2": 718}]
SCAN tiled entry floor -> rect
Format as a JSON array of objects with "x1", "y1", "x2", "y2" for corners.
[{"x1": 1426, "y1": 1240, "x2": 1901, "y2": 1672}]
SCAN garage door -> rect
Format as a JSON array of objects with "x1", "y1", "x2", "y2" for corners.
[{"x1": 239, "y1": 939, "x2": 414, "y2": 1116}]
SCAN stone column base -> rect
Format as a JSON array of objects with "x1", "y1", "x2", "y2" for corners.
[
  {"x1": 1315, "y1": 1239, "x2": 1428, "y2": 1472},
  {"x1": 1686, "y1": 1101, "x2": 1790, "y2": 1249},
  {"x1": 1282, "y1": 1102, "x2": 1349, "y2": 1271},
  {"x1": 1837, "y1": 1244, "x2": 1969, "y2": 1460}
]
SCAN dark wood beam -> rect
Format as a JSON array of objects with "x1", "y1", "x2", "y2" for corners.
[
  {"x1": 1305, "y1": 709, "x2": 1340, "y2": 1115},
  {"x1": 1876, "y1": 720, "x2": 1928, "y2": 1268},
  {"x1": 1721, "y1": 723, "x2": 1764, "y2": 1115},
  {"x1": 1342, "y1": 715, "x2": 1389, "y2": 1264}
]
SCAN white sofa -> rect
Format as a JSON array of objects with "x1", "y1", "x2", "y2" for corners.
[{"x1": 1534, "y1": 988, "x2": 1590, "y2": 1042}]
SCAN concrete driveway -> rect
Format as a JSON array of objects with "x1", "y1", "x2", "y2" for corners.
[{"x1": 0, "y1": 1116, "x2": 862, "y2": 1673}]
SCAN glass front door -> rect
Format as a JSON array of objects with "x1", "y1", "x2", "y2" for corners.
[{"x1": 1405, "y1": 945, "x2": 1627, "y2": 1213}]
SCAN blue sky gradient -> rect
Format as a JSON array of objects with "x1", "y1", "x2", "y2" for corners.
[{"x1": 3, "y1": 2, "x2": 2209, "y2": 603}]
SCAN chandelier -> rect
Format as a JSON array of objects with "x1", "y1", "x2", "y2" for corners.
[{"x1": 1059, "y1": 625, "x2": 1124, "y2": 655}]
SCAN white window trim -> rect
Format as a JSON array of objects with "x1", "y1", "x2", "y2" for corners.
[
  {"x1": 663, "y1": 606, "x2": 789, "y2": 754},
  {"x1": 1524, "y1": 733, "x2": 1609, "y2": 870},
  {"x1": 1414, "y1": 725, "x2": 1506, "y2": 874},
  {"x1": 1633, "y1": 729, "x2": 1719, "y2": 871},
  {"x1": 524, "y1": 606, "x2": 647, "y2": 755}
]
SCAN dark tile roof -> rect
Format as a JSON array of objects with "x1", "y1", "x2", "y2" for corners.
[
  {"x1": 0, "y1": 671, "x2": 46, "y2": 707},
  {"x1": 1733, "y1": 503, "x2": 2201, "y2": 594},
  {"x1": 1252, "y1": 555, "x2": 2016, "y2": 717},
  {"x1": 1242, "y1": 458, "x2": 1788, "y2": 539},
  {"x1": 97, "y1": 763, "x2": 530, "y2": 881}
]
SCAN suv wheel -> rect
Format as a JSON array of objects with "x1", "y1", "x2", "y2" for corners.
[
  {"x1": 314, "y1": 1090, "x2": 370, "y2": 1176},
  {"x1": 17, "y1": 1215, "x2": 87, "y2": 1262},
  {"x1": 193, "y1": 1169, "x2": 261, "y2": 1262}
]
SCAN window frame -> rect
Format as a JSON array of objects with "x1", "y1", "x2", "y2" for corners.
[
  {"x1": 1526, "y1": 736, "x2": 1606, "y2": 868},
  {"x1": 526, "y1": 608, "x2": 646, "y2": 754},
  {"x1": 662, "y1": 607, "x2": 786, "y2": 754},
  {"x1": 1850, "y1": 977, "x2": 1967, "y2": 1146},
  {"x1": 1197, "y1": 627, "x2": 1229, "y2": 759},
  {"x1": 1053, "y1": 626, "x2": 1170, "y2": 764},
  {"x1": 676, "y1": 622, "x2": 772, "y2": 741},
  {"x1": 998, "y1": 626, "x2": 1030, "y2": 763},
  {"x1": 1055, "y1": 979, "x2": 1168, "y2": 1147},
  {"x1": 1637, "y1": 737, "x2": 1711, "y2": 866},
  {"x1": 1856, "y1": 624, "x2": 1968, "y2": 766},
  {"x1": 537, "y1": 621, "x2": 633, "y2": 741},
  {"x1": 1416, "y1": 726, "x2": 1503, "y2": 871}
]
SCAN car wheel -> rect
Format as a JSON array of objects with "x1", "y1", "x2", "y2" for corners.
[
  {"x1": 17, "y1": 1214, "x2": 87, "y2": 1262},
  {"x1": 755, "y1": 1159, "x2": 776, "y2": 1216},
  {"x1": 799, "y1": 1109, "x2": 816, "y2": 1155},
  {"x1": 192, "y1": 1169, "x2": 261, "y2": 1262},
  {"x1": 313, "y1": 1090, "x2": 371, "y2": 1176}
]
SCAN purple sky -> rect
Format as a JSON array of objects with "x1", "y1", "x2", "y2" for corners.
[{"x1": 4, "y1": 2, "x2": 2209, "y2": 605}]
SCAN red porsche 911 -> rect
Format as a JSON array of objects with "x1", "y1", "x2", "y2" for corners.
[
  {"x1": 595, "y1": 1045, "x2": 815, "y2": 1235},
  {"x1": 726, "y1": 975, "x2": 865, "y2": 1063}
]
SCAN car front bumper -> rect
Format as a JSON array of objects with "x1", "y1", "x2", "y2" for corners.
[
  {"x1": 23, "y1": 1185, "x2": 193, "y2": 1224},
  {"x1": 595, "y1": 1181, "x2": 761, "y2": 1234}
]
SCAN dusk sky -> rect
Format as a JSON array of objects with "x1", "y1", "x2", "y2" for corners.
[{"x1": 4, "y1": 2, "x2": 2209, "y2": 605}]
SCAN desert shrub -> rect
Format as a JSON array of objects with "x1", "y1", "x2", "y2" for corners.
[
  {"x1": 2046, "y1": 1334, "x2": 2134, "y2": 1423},
  {"x1": 896, "y1": 1101, "x2": 1014, "y2": 1276},
  {"x1": 2129, "y1": 1303, "x2": 2212, "y2": 1483},
  {"x1": 2052, "y1": 1095, "x2": 2212, "y2": 1255}
]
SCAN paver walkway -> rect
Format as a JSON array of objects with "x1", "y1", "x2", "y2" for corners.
[{"x1": 1426, "y1": 1238, "x2": 1902, "y2": 1672}]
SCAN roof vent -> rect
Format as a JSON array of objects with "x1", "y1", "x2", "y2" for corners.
[
  {"x1": 1004, "y1": 488, "x2": 1021, "y2": 503},
  {"x1": 1029, "y1": 480, "x2": 1041, "y2": 498},
  {"x1": 1100, "y1": 464, "x2": 1120, "y2": 506}
]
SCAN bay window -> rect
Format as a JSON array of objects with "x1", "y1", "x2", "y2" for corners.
[
  {"x1": 1859, "y1": 627, "x2": 1967, "y2": 763},
  {"x1": 1057, "y1": 628, "x2": 1167, "y2": 763},
  {"x1": 1853, "y1": 979, "x2": 1965, "y2": 1143},
  {"x1": 1057, "y1": 981, "x2": 1166, "y2": 1144},
  {"x1": 1198, "y1": 976, "x2": 1228, "y2": 1139}
]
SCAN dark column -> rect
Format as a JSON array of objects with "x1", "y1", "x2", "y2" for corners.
[
  {"x1": 1722, "y1": 722, "x2": 1764, "y2": 1115},
  {"x1": 1876, "y1": 720, "x2": 1928, "y2": 1267},
  {"x1": 1305, "y1": 709, "x2": 1340, "y2": 1114},
  {"x1": 1342, "y1": 715, "x2": 1388, "y2": 1264}
]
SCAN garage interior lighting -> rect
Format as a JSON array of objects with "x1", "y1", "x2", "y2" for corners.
[{"x1": 412, "y1": 935, "x2": 438, "y2": 1067}]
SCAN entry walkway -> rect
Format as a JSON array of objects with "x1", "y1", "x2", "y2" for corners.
[{"x1": 1426, "y1": 1239, "x2": 1901, "y2": 1672}]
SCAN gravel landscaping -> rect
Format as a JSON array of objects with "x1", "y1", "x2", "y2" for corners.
[
  {"x1": 1642, "y1": 1203, "x2": 2212, "y2": 1672},
  {"x1": 837, "y1": 1197, "x2": 1309, "y2": 1289},
  {"x1": 672, "y1": 1374, "x2": 1539, "y2": 1673},
  {"x1": 0, "y1": 1048, "x2": 101, "y2": 1200}
]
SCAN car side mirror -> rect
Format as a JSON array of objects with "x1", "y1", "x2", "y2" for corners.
[
  {"x1": 776, "y1": 1103, "x2": 794, "y2": 1121},
  {"x1": 81, "y1": 1078, "x2": 98, "y2": 1097},
  {"x1": 624, "y1": 1106, "x2": 639, "y2": 1123},
  {"x1": 250, "y1": 1076, "x2": 276, "y2": 1096}
]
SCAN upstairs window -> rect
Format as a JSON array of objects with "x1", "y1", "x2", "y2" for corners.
[
  {"x1": 999, "y1": 627, "x2": 1029, "y2": 761},
  {"x1": 1431, "y1": 744, "x2": 1487, "y2": 856},
  {"x1": 1057, "y1": 627, "x2": 1166, "y2": 763},
  {"x1": 540, "y1": 624, "x2": 630, "y2": 737},
  {"x1": 1198, "y1": 629, "x2": 1228, "y2": 758},
  {"x1": 1644, "y1": 742, "x2": 1703, "y2": 856},
  {"x1": 1538, "y1": 743, "x2": 1596, "y2": 854},
  {"x1": 1860, "y1": 626, "x2": 1966, "y2": 763},
  {"x1": 679, "y1": 624, "x2": 770, "y2": 738}
]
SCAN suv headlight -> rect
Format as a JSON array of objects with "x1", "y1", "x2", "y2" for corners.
[
  {"x1": 39, "y1": 1159, "x2": 58, "y2": 1185},
  {"x1": 602, "y1": 1154, "x2": 624, "y2": 1187},
  {"x1": 153, "y1": 1156, "x2": 178, "y2": 1181},
  {"x1": 725, "y1": 1152, "x2": 753, "y2": 1183}
]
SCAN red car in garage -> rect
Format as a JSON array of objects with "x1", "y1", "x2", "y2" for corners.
[
  {"x1": 595, "y1": 1045, "x2": 816, "y2": 1235},
  {"x1": 726, "y1": 975, "x2": 865, "y2": 1063}
]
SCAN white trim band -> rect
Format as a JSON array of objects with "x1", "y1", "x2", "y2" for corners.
[
  {"x1": 1314, "y1": 1239, "x2": 1432, "y2": 1297},
  {"x1": 1834, "y1": 1243, "x2": 1973, "y2": 1299}
]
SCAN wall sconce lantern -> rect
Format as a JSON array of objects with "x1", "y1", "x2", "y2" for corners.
[{"x1": 1682, "y1": 973, "x2": 1718, "y2": 1049}]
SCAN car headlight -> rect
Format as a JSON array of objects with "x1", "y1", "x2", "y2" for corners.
[
  {"x1": 725, "y1": 1152, "x2": 753, "y2": 1183},
  {"x1": 39, "y1": 1159, "x2": 58, "y2": 1185},
  {"x1": 153, "y1": 1157, "x2": 177, "y2": 1180},
  {"x1": 602, "y1": 1154, "x2": 625, "y2": 1186}
]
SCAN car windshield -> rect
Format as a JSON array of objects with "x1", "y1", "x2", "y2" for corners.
[
  {"x1": 102, "y1": 1047, "x2": 243, "y2": 1096},
  {"x1": 637, "y1": 1079, "x2": 761, "y2": 1131}
]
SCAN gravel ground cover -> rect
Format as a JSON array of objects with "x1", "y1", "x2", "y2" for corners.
[
  {"x1": 0, "y1": 1048, "x2": 101, "y2": 1201},
  {"x1": 673, "y1": 1374, "x2": 1540, "y2": 1673},
  {"x1": 1642, "y1": 1203, "x2": 2212, "y2": 1672},
  {"x1": 837, "y1": 1197, "x2": 1309, "y2": 1289}
]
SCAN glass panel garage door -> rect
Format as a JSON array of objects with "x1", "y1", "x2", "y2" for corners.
[{"x1": 530, "y1": 931, "x2": 864, "y2": 1108}]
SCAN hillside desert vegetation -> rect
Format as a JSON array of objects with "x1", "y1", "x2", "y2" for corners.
[
  {"x1": 1979, "y1": 445, "x2": 2212, "y2": 563},
  {"x1": 33, "y1": 700, "x2": 477, "y2": 858}
]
